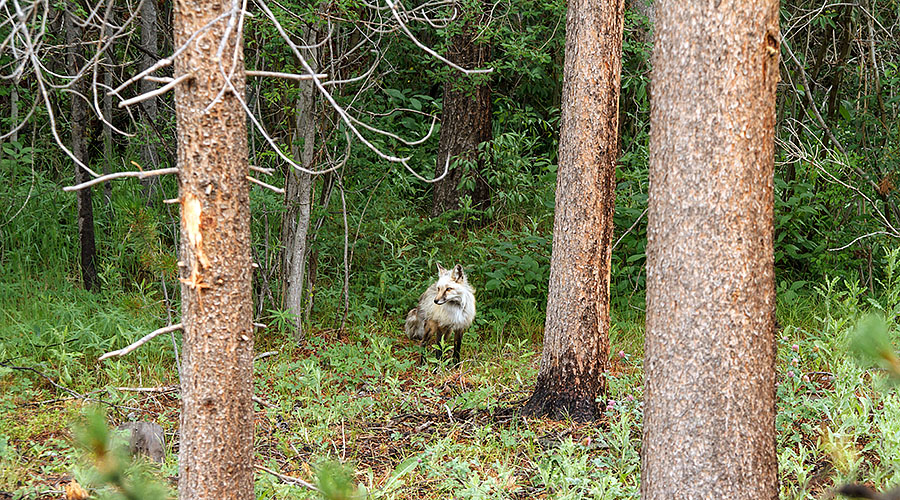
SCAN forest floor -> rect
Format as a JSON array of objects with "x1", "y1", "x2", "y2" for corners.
[{"x1": 1, "y1": 277, "x2": 899, "y2": 499}]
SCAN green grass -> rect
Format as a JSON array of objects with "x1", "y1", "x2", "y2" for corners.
[{"x1": 2, "y1": 270, "x2": 900, "y2": 499}]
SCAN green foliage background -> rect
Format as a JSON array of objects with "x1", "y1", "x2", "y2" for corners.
[{"x1": 1, "y1": 0, "x2": 900, "y2": 496}]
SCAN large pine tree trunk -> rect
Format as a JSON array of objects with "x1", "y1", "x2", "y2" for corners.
[
  {"x1": 641, "y1": 0, "x2": 780, "y2": 498},
  {"x1": 172, "y1": 1, "x2": 253, "y2": 498},
  {"x1": 282, "y1": 25, "x2": 318, "y2": 339},
  {"x1": 521, "y1": 0, "x2": 623, "y2": 422},
  {"x1": 66, "y1": 6, "x2": 100, "y2": 293},
  {"x1": 430, "y1": 23, "x2": 491, "y2": 217}
]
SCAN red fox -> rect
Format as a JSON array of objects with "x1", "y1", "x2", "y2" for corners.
[{"x1": 404, "y1": 263, "x2": 476, "y2": 364}]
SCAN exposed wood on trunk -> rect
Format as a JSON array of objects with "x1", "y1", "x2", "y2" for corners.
[
  {"x1": 172, "y1": 0, "x2": 253, "y2": 496},
  {"x1": 522, "y1": 0, "x2": 623, "y2": 422},
  {"x1": 66, "y1": 5, "x2": 100, "y2": 293},
  {"x1": 641, "y1": 1, "x2": 780, "y2": 498},
  {"x1": 431, "y1": 20, "x2": 492, "y2": 217}
]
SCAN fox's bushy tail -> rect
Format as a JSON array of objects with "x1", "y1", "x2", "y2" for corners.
[{"x1": 405, "y1": 308, "x2": 423, "y2": 340}]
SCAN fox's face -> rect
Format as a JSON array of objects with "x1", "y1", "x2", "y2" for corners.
[{"x1": 434, "y1": 263, "x2": 467, "y2": 305}]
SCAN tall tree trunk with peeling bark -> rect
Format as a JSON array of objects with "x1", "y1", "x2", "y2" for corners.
[
  {"x1": 641, "y1": 1, "x2": 779, "y2": 498},
  {"x1": 430, "y1": 21, "x2": 491, "y2": 217},
  {"x1": 521, "y1": 0, "x2": 623, "y2": 422},
  {"x1": 66, "y1": 6, "x2": 100, "y2": 293},
  {"x1": 282, "y1": 25, "x2": 318, "y2": 339},
  {"x1": 172, "y1": 0, "x2": 253, "y2": 497}
]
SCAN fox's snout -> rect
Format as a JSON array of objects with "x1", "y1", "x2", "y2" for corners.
[{"x1": 434, "y1": 286, "x2": 453, "y2": 305}]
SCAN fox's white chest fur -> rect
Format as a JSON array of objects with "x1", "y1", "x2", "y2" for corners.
[{"x1": 418, "y1": 281, "x2": 476, "y2": 332}]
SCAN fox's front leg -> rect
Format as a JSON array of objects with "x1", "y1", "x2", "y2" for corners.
[
  {"x1": 452, "y1": 330, "x2": 462, "y2": 366},
  {"x1": 418, "y1": 318, "x2": 432, "y2": 365}
]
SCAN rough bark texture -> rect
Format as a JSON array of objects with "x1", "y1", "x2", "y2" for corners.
[
  {"x1": 281, "y1": 25, "x2": 318, "y2": 339},
  {"x1": 66, "y1": 7, "x2": 100, "y2": 293},
  {"x1": 521, "y1": 0, "x2": 623, "y2": 422},
  {"x1": 172, "y1": 0, "x2": 253, "y2": 497},
  {"x1": 641, "y1": 1, "x2": 780, "y2": 498},
  {"x1": 430, "y1": 23, "x2": 491, "y2": 217}
]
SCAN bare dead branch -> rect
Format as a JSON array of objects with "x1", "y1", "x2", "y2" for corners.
[
  {"x1": 247, "y1": 175, "x2": 285, "y2": 194},
  {"x1": 385, "y1": 0, "x2": 492, "y2": 75},
  {"x1": 612, "y1": 207, "x2": 649, "y2": 252},
  {"x1": 245, "y1": 69, "x2": 328, "y2": 80},
  {"x1": 63, "y1": 167, "x2": 178, "y2": 192},
  {"x1": 828, "y1": 231, "x2": 895, "y2": 251},
  {"x1": 118, "y1": 72, "x2": 192, "y2": 108},
  {"x1": 143, "y1": 75, "x2": 173, "y2": 83},
  {"x1": 98, "y1": 323, "x2": 184, "y2": 361},
  {"x1": 249, "y1": 165, "x2": 276, "y2": 175}
]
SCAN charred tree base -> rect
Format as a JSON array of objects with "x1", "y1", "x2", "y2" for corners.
[{"x1": 522, "y1": 382, "x2": 604, "y2": 422}]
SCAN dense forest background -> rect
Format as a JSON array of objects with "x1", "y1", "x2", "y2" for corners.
[
  {"x1": 1, "y1": 0, "x2": 897, "y2": 325},
  {"x1": 2, "y1": 0, "x2": 900, "y2": 497}
]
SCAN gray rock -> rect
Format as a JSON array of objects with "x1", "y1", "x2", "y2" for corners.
[{"x1": 117, "y1": 421, "x2": 165, "y2": 463}]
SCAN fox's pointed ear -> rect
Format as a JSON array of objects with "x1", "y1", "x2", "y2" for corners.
[
  {"x1": 436, "y1": 262, "x2": 447, "y2": 275},
  {"x1": 453, "y1": 264, "x2": 465, "y2": 281}
]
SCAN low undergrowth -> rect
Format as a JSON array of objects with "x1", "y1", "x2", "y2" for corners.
[{"x1": 2, "y1": 265, "x2": 900, "y2": 499}]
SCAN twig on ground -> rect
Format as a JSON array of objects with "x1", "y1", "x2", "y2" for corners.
[
  {"x1": 1, "y1": 361, "x2": 147, "y2": 412},
  {"x1": 114, "y1": 386, "x2": 179, "y2": 393},
  {"x1": 255, "y1": 464, "x2": 319, "y2": 491},
  {"x1": 254, "y1": 351, "x2": 278, "y2": 361},
  {"x1": 253, "y1": 395, "x2": 277, "y2": 409}
]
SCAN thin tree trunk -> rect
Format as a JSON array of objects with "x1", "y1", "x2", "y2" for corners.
[
  {"x1": 826, "y1": 6, "x2": 852, "y2": 119},
  {"x1": 66, "y1": 6, "x2": 100, "y2": 293},
  {"x1": 641, "y1": 1, "x2": 780, "y2": 498},
  {"x1": 140, "y1": 0, "x2": 159, "y2": 200},
  {"x1": 521, "y1": 0, "x2": 623, "y2": 422},
  {"x1": 102, "y1": 13, "x2": 114, "y2": 205},
  {"x1": 282, "y1": 25, "x2": 318, "y2": 339},
  {"x1": 10, "y1": 76, "x2": 18, "y2": 143},
  {"x1": 862, "y1": 0, "x2": 886, "y2": 129},
  {"x1": 430, "y1": 21, "x2": 491, "y2": 217},
  {"x1": 304, "y1": 172, "x2": 334, "y2": 320},
  {"x1": 173, "y1": 0, "x2": 253, "y2": 497}
]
